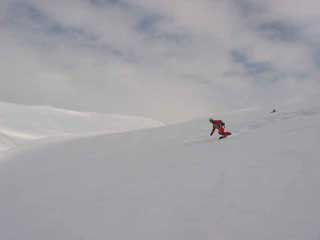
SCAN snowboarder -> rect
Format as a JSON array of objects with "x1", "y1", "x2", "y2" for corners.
[
  {"x1": 271, "y1": 109, "x2": 276, "y2": 113},
  {"x1": 209, "y1": 118, "x2": 232, "y2": 139}
]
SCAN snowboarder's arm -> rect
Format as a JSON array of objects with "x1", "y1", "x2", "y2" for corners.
[{"x1": 210, "y1": 128, "x2": 215, "y2": 136}]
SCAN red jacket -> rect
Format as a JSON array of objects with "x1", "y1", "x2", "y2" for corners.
[
  {"x1": 211, "y1": 120, "x2": 223, "y2": 128},
  {"x1": 210, "y1": 120, "x2": 224, "y2": 136}
]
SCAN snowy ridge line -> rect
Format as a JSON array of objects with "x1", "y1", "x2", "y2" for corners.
[
  {"x1": 0, "y1": 102, "x2": 165, "y2": 155},
  {"x1": 0, "y1": 128, "x2": 44, "y2": 140},
  {"x1": 0, "y1": 101, "x2": 165, "y2": 125},
  {"x1": 0, "y1": 122, "x2": 165, "y2": 161},
  {"x1": 218, "y1": 107, "x2": 257, "y2": 115}
]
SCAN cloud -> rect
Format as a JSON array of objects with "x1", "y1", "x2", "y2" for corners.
[
  {"x1": 231, "y1": 50, "x2": 273, "y2": 76},
  {"x1": 257, "y1": 21, "x2": 302, "y2": 42},
  {"x1": 0, "y1": 0, "x2": 319, "y2": 122}
]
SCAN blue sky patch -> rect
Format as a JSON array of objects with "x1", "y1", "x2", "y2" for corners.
[
  {"x1": 258, "y1": 21, "x2": 302, "y2": 42},
  {"x1": 6, "y1": 1, "x2": 96, "y2": 42},
  {"x1": 135, "y1": 14, "x2": 163, "y2": 34},
  {"x1": 231, "y1": 50, "x2": 272, "y2": 75},
  {"x1": 90, "y1": 0, "x2": 124, "y2": 7}
]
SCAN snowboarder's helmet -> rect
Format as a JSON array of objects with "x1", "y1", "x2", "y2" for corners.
[{"x1": 209, "y1": 118, "x2": 214, "y2": 123}]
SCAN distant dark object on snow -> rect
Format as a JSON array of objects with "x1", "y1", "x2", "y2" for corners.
[{"x1": 271, "y1": 109, "x2": 277, "y2": 113}]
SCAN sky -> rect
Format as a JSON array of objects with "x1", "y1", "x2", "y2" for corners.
[{"x1": 0, "y1": 0, "x2": 319, "y2": 122}]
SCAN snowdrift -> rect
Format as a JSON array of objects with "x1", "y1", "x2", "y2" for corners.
[
  {"x1": 0, "y1": 104, "x2": 320, "y2": 240},
  {"x1": 0, "y1": 102, "x2": 164, "y2": 153}
]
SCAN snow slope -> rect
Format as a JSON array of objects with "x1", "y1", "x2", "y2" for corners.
[
  {"x1": 0, "y1": 102, "x2": 164, "y2": 153},
  {"x1": 0, "y1": 104, "x2": 320, "y2": 240}
]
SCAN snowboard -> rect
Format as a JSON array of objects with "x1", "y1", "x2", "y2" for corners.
[{"x1": 219, "y1": 133, "x2": 232, "y2": 140}]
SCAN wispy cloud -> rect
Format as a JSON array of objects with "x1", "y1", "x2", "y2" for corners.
[
  {"x1": 231, "y1": 50, "x2": 273, "y2": 76},
  {"x1": 257, "y1": 21, "x2": 302, "y2": 42},
  {"x1": 0, "y1": 0, "x2": 319, "y2": 122}
]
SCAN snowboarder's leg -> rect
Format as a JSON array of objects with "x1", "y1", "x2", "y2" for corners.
[
  {"x1": 218, "y1": 127, "x2": 228, "y2": 135},
  {"x1": 218, "y1": 127, "x2": 232, "y2": 139}
]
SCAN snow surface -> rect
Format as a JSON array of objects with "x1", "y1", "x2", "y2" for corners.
[
  {"x1": 0, "y1": 103, "x2": 320, "y2": 240},
  {"x1": 0, "y1": 102, "x2": 164, "y2": 154}
]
